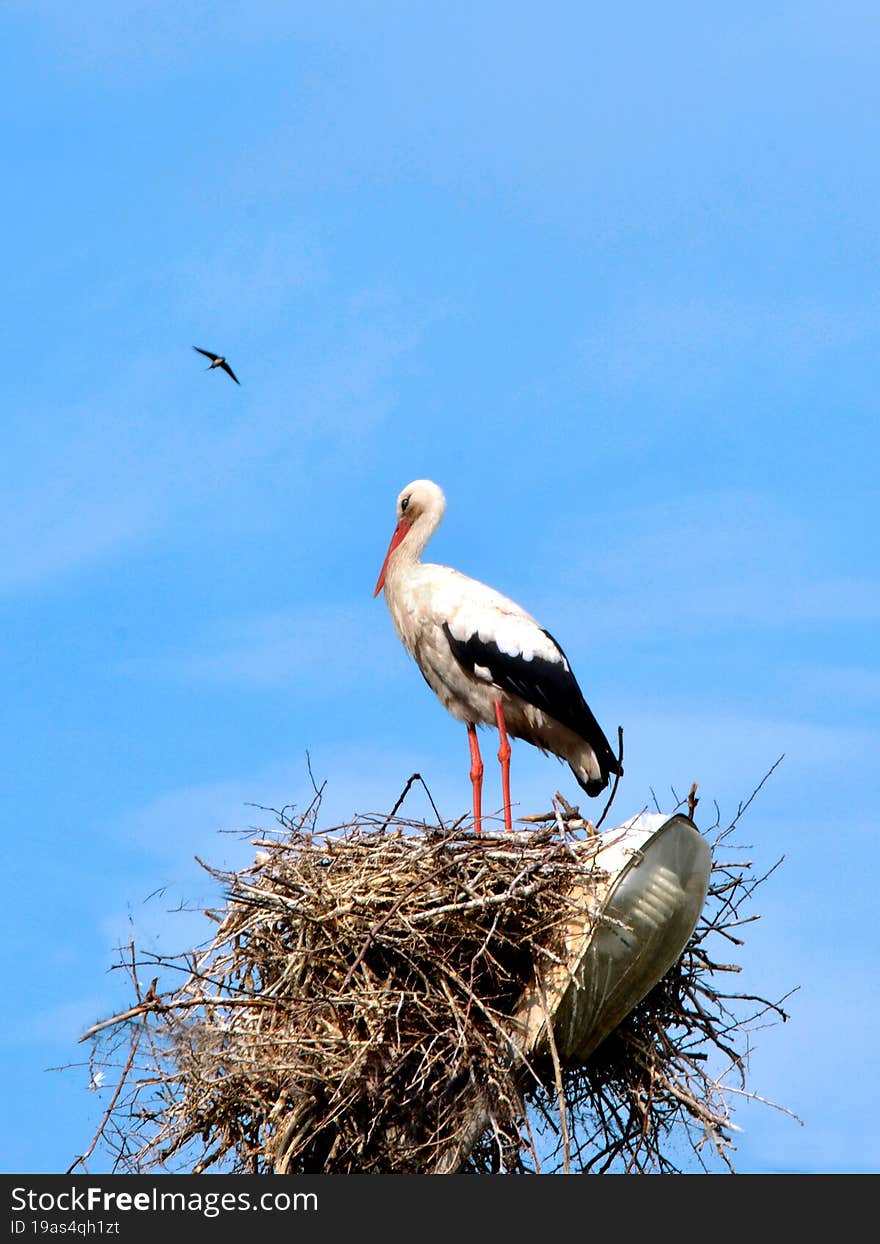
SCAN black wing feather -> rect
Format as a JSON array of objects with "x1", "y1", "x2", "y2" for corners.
[
  {"x1": 442, "y1": 622, "x2": 620, "y2": 777},
  {"x1": 193, "y1": 346, "x2": 219, "y2": 361},
  {"x1": 220, "y1": 359, "x2": 240, "y2": 384}
]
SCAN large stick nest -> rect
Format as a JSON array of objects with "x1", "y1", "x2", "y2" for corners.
[{"x1": 74, "y1": 771, "x2": 795, "y2": 1175}]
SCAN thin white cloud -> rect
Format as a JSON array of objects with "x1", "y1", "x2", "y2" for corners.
[
  {"x1": 785, "y1": 664, "x2": 880, "y2": 705},
  {"x1": 727, "y1": 956, "x2": 880, "y2": 1172},
  {"x1": 584, "y1": 573, "x2": 880, "y2": 638},
  {"x1": 539, "y1": 491, "x2": 880, "y2": 640},
  {"x1": 0, "y1": 352, "x2": 192, "y2": 593},
  {"x1": 0, "y1": 484, "x2": 152, "y2": 594},
  {"x1": 9, "y1": 995, "x2": 111, "y2": 1047},
  {"x1": 611, "y1": 703, "x2": 878, "y2": 788},
  {"x1": 119, "y1": 602, "x2": 402, "y2": 688},
  {"x1": 169, "y1": 228, "x2": 321, "y2": 323},
  {"x1": 580, "y1": 298, "x2": 872, "y2": 394},
  {"x1": 7, "y1": 2, "x2": 273, "y2": 81},
  {"x1": 104, "y1": 699, "x2": 880, "y2": 878},
  {"x1": 0, "y1": 314, "x2": 419, "y2": 596}
]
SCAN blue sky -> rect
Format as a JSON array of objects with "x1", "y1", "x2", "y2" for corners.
[{"x1": 2, "y1": 2, "x2": 878, "y2": 1174}]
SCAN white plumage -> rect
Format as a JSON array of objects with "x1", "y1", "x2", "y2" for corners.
[{"x1": 374, "y1": 480, "x2": 621, "y2": 833}]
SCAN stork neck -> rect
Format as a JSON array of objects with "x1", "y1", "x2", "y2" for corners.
[{"x1": 388, "y1": 510, "x2": 437, "y2": 579}]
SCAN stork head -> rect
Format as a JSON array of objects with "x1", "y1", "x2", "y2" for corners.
[{"x1": 374, "y1": 479, "x2": 446, "y2": 597}]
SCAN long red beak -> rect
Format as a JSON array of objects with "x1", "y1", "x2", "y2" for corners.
[{"x1": 374, "y1": 518, "x2": 411, "y2": 597}]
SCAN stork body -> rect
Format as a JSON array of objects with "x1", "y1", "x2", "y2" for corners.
[{"x1": 374, "y1": 480, "x2": 621, "y2": 833}]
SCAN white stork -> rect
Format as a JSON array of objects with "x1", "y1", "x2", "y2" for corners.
[{"x1": 374, "y1": 479, "x2": 622, "y2": 834}]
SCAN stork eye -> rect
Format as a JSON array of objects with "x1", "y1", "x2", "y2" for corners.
[{"x1": 401, "y1": 496, "x2": 410, "y2": 513}]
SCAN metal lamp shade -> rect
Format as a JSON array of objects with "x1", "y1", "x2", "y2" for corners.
[{"x1": 514, "y1": 813, "x2": 711, "y2": 1065}]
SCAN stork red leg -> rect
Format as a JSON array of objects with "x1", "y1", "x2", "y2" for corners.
[
  {"x1": 494, "y1": 699, "x2": 513, "y2": 832},
  {"x1": 467, "y1": 722, "x2": 484, "y2": 836}
]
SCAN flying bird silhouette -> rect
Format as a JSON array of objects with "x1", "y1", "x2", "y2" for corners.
[{"x1": 192, "y1": 346, "x2": 240, "y2": 385}]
